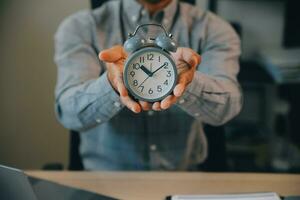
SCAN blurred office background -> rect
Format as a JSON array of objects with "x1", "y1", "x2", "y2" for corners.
[{"x1": 0, "y1": 0, "x2": 299, "y2": 172}]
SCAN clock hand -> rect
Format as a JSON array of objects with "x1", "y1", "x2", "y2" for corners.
[
  {"x1": 140, "y1": 65, "x2": 153, "y2": 77},
  {"x1": 151, "y1": 62, "x2": 167, "y2": 76}
]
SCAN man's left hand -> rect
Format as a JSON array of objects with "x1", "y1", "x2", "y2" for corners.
[{"x1": 141, "y1": 47, "x2": 201, "y2": 111}]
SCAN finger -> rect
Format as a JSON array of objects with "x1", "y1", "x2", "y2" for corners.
[
  {"x1": 152, "y1": 102, "x2": 161, "y2": 111},
  {"x1": 161, "y1": 95, "x2": 178, "y2": 110},
  {"x1": 112, "y1": 73, "x2": 128, "y2": 96},
  {"x1": 116, "y1": 80, "x2": 128, "y2": 97},
  {"x1": 174, "y1": 75, "x2": 188, "y2": 97},
  {"x1": 99, "y1": 45, "x2": 127, "y2": 63},
  {"x1": 120, "y1": 95, "x2": 141, "y2": 113},
  {"x1": 172, "y1": 48, "x2": 200, "y2": 68},
  {"x1": 181, "y1": 49, "x2": 199, "y2": 68},
  {"x1": 176, "y1": 62, "x2": 189, "y2": 74},
  {"x1": 139, "y1": 101, "x2": 151, "y2": 111},
  {"x1": 174, "y1": 84, "x2": 185, "y2": 97}
]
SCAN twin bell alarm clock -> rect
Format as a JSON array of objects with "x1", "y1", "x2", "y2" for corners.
[{"x1": 123, "y1": 23, "x2": 178, "y2": 102}]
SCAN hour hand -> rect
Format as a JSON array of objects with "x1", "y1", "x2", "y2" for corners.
[{"x1": 140, "y1": 65, "x2": 153, "y2": 77}]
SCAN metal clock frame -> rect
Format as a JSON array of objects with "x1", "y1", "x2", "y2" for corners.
[{"x1": 123, "y1": 47, "x2": 178, "y2": 102}]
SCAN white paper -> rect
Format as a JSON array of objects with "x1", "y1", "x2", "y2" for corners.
[{"x1": 171, "y1": 192, "x2": 281, "y2": 200}]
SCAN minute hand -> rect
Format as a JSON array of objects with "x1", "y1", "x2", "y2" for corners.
[{"x1": 151, "y1": 63, "x2": 167, "y2": 76}]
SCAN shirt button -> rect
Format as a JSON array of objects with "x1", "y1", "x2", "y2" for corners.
[
  {"x1": 95, "y1": 118, "x2": 102, "y2": 123},
  {"x1": 131, "y1": 16, "x2": 137, "y2": 22},
  {"x1": 147, "y1": 110, "x2": 154, "y2": 116},
  {"x1": 150, "y1": 144, "x2": 157, "y2": 151},
  {"x1": 141, "y1": 9, "x2": 147, "y2": 16},
  {"x1": 114, "y1": 101, "x2": 121, "y2": 108},
  {"x1": 194, "y1": 113, "x2": 200, "y2": 117},
  {"x1": 163, "y1": 18, "x2": 169, "y2": 25},
  {"x1": 178, "y1": 99, "x2": 185, "y2": 104}
]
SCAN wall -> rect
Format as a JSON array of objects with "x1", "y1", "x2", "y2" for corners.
[
  {"x1": 196, "y1": 0, "x2": 285, "y2": 58},
  {"x1": 218, "y1": 0, "x2": 285, "y2": 58},
  {"x1": 0, "y1": 0, "x2": 88, "y2": 169},
  {"x1": 0, "y1": 0, "x2": 286, "y2": 169}
]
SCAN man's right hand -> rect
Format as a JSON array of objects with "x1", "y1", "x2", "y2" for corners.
[{"x1": 98, "y1": 45, "x2": 142, "y2": 113}]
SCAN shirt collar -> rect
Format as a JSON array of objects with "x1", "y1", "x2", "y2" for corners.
[{"x1": 123, "y1": 0, "x2": 178, "y2": 32}]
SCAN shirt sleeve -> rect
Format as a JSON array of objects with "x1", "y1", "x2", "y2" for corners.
[
  {"x1": 54, "y1": 11, "x2": 124, "y2": 132},
  {"x1": 176, "y1": 12, "x2": 243, "y2": 126}
]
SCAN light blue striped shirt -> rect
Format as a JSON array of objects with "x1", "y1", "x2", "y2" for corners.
[{"x1": 54, "y1": 0, "x2": 242, "y2": 170}]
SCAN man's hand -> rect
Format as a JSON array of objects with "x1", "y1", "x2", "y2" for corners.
[
  {"x1": 158, "y1": 47, "x2": 201, "y2": 110},
  {"x1": 99, "y1": 45, "x2": 142, "y2": 113},
  {"x1": 99, "y1": 46, "x2": 200, "y2": 113},
  {"x1": 137, "y1": 47, "x2": 201, "y2": 111}
]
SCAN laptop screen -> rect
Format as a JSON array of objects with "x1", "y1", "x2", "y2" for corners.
[{"x1": 0, "y1": 164, "x2": 116, "y2": 200}]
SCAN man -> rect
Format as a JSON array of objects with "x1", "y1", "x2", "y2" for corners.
[{"x1": 54, "y1": 0, "x2": 242, "y2": 170}]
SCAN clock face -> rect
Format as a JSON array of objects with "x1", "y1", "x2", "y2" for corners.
[{"x1": 124, "y1": 47, "x2": 177, "y2": 102}]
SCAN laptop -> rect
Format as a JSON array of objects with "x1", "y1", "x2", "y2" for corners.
[{"x1": 0, "y1": 164, "x2": 117, "y2": 200}]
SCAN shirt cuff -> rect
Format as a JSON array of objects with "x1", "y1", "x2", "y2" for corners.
[
  {"x1": 77, "y1": 72, "x2": 124, "y2": 127},
  {"x1": 175, "y1": 72, "x2": 205, "y2": 118}
]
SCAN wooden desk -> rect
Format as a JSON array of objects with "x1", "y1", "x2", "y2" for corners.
[{"x1": 27, "y1": 171, "x2": 300, "y2": 200}]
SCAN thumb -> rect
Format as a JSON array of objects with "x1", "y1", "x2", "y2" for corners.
[
  {"x1": 172, "y1": 47, "x2": 201, "y2": 68},
  {"x1": 99, "y1": 45, "x2": 127, "y2": 63}
]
